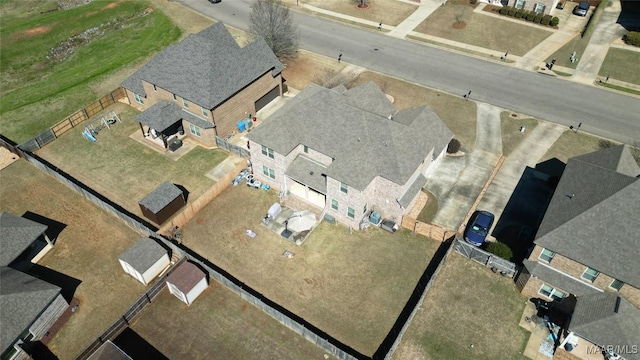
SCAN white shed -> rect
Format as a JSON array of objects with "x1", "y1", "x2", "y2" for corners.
[
  {"x1": 118, "y1": 238, "x2": 170, "y2": 285},
  {"x1": 165, "y1": 261, "x2": 208, "y2": 306}
]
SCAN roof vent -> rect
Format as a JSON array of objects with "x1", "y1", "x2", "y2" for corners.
[
  {"x1": 566, "y1": 194, "x2": 575, "y2": 199},
  {"x1": 309, "y1": 171, "x2": 314, "y2": 175},
  {"x1": 387, "y1": 114, "x2": 393, "y2": 120}
]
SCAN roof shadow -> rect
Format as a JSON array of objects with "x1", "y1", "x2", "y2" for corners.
[
  {"x1": 26, "y1": 264, "x2": 81, "y2": 303},
  {"x1": 22, "y1": 211, "x2": 67, "y2": 245}
]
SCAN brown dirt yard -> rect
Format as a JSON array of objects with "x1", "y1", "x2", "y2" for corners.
[
  {"x1": 181, "y1": 183, "x2": 440, "y2": 355},
  {"x1": 130, "y1": 281, "x2": 328, "y2": 359},
  {"x1": 0, "y1": 160, "x2": 147, "y2": 359}
]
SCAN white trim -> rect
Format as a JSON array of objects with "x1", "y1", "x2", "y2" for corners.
[
  {"x1": 581, "y1": 267, "x2": 600, "y2": 282},
  {"x1": 539, "y1": 248, "x2": 555, "y2": 263}
]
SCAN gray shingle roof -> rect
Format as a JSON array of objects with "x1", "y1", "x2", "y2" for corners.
[
  {"x1": 398, "y1": 174, "x2": 427, "y2": 208},
  {"x1": 121, "y1": 22, "x2": 283, "y2": 109},
  {"x1": 87, "y1": 341, "x2": 132, "y2": 360},
  {"x1": 1, "y1": 266, "x2": 62, "y2": 352},
  {"x1": 523, "y1": 260, "x2": 601, "y2": 296},
  {"x1": 138, "y1": 182, "x2": 183, "y2": 214},
  {"x1": 570, "y1": 292, "x2": 640, "y2": 359},
  {"x1": 534, "y1": 145, "x2": 640, "y2": 288},
  {"x1": 285, "y1": 155, "x2": 328, "y2": 193},
  {"x1": 118, "y1": 238, "x2": 168, "y2": 274},
  {"x1": 166, "y1": 261, "x2": 206, "y2": 294},
  {"x1": 247, "y1": 82, "x2": 453, "y2": 190},
  {"x1": 0, "y1": 212, "x2": 48, "y2": 266}
]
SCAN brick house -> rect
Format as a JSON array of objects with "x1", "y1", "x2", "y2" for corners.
[
  {"x1": 517, "y1": 145, "x2": 640, "y2": 306},
  {"x1": 121, "y1": 22, "x2": 284, "y2": 149},
  {"x1": 499, "y1": 0, "x2": 559, "y2": 15},
  {"x1": 246, "y1": 82, "x2": 453, "y2": 229},
  {"x1": 1, "y1": 213, "x2": 68, "y2": 360}
]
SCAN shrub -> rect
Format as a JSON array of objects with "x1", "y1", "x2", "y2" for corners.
[
  {"x1": 499, "y1": 5, "x2": 511, "y2": 14},
  {"x1": 515, "y1": 9, "x2": 525, "y2": 18},
  {"x1": 624, "y1": 31, "x2": 640, "y2": 47},
  {"x1": 541, "y1": 14, "x2": 552, "y2": 25},
  {"x1": 550, "y1": 16, "x2": 560, "y2": 26},
  {"x1": 447, "y1": 138, "x2": 461, "y2": 154},
  {"x1": 508, "y1": 7, "x2": 517, "y2": 16},
  {"x1": 486, "y1": 242, "x2": 513, "y2": 261},
  {"x1": 526, "y1": 12, "x2": 536, "y2": 21},
  {"x1": 534, "y1": 13, "x2": 543, "y2": 23}
]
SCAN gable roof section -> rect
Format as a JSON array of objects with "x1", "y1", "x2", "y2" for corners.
[
  {"x1": 118, "y1": 238, "x2": 168, "y2": 274},
  {"x1": 535, "y1": 145, "x2": 640, "y2": 288},
  {"x1": 121, "y1": 22, "x2": 283, "y2": 109},
  {"x1": 247, "y1": 82, "x2": 453, "y2": 190},
  {"x1": 1, "y1": 266, "x2": 61, "y2": 352},
  {"x1": 138, "y1": 182, "x2": 183, "y2": 214},
  {"x1": 166, "y1": 261, "x2": 206, "y2": 294},
  {"x1": 573, "y1": 144, "x2": 640, "y2": 177},
  {"x1": 570, "y1": 292, "x2": 640, "y2": 359},
  {"x1": 522, "y1": 260, "x2": 601, "y2": 296},
  {"x1": 0, "y1": 212, "x2": 48, "y2": 266},
  {"x1": 87, "y1": 341, "x2": 132, "y2": 360}
]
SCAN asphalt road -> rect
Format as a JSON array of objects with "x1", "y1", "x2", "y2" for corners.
[{"x1": 181, "y1": 0, "x2": 639, "y2": 144}]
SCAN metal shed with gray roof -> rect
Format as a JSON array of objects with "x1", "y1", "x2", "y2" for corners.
[{"x1": 118, "y1": 237, "x2": 170, "y2": 286}]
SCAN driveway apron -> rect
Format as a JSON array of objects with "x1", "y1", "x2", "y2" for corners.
[{"x1": 426, "y1": 103, "x2": 502, "y2": 230}]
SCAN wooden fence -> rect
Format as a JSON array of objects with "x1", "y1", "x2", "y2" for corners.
[
  {"x1": 401, "y1": 216, "x2": 456, "y2": 242},
  {"x1": 215, "y1": 135, "x2": 250, "y2": 158},
  {"x1": 454, "y1": 239, "x2": 519, "y2": 278},
  {"x1": 158, "y1": 161, "x2": 246, "y2": 235},
  {"x1": 18, "y1": 87, "x2": 127, "y2": 151}
]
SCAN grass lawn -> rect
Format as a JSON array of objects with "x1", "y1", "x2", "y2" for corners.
[
  {"x1": 0, "y1": 0, "x2": 182, "y2": 143},
  {"x1": 417, "y1": 190, "x2": 439, "y2": 223},
  {"x1": 539, "y1": 129, "x2": 620, "y2": 163},
  {"x1": 350, "y1": 72, "x2": 477, "y2": 149},
  {"x1": 500, "y1": 112, "x2": 539, "y2": 156},
  {"x1": 130, "y1": 282, "x2": 328, "y2": 359},
  {"x1": 598, "y1": 47, "x2": 640, "y2": 85},
  {"x1": 0, "y1": 160, "x2": 147, "y2": 359},
  {"x1": 414, "y1": 1, "x2": 552, "y2": 56},
  {"x1": 282, "y1": 0, "x2": 418, "y2": 27},
  {"x1": 36, "y1": 103, "x2": 228, "y2": 221},
  {"x1": 546, "y1": 31, "x2": 591, "y2": 69},
  {"x1": 394, "y1": 252, "x2": 530, "y2": 360},
  {"x1": 181, "y1": 184, "x2": 440, "y2": 355}
]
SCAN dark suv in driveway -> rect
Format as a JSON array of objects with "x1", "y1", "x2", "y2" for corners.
[
  {"x1": 464, "y1": 210, "x2": 495, "y2": 246},
  {"x1": 573, "y1": 2, "x2": 589, "y2": 16}
]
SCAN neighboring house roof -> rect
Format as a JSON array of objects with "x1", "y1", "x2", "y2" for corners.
[
  {"x1": 121, "y1": 22, "x2": 283, "y2": 110},
  {"x1": 247, "y1": 82, "x2": 453, "y2": 190},
  {"x1": 166, "y1": 261, "x2": 206, "y2": 294},
  {"x1": 534, "y1": 145, "x2": 640, "y2": 288},
  {"x1": 138, "y1": 182, "x2": 183, "y2": 214},
  {"x1": 87, "y1": 340, "x2": 132, "y2": 360},
  {"x1": 0, "y1": 266, "x2": 62, "y2": 352},
  {"x1": 118, "y1": 238, "x2": 168, "y2": 275},
  {"x1": 0, "y1": 212, "x2": 48, "y2": 266},
  {"x1": 570, "y1": 292, "x2": 640, "y2": 359},
  {"x1": 523, "y1": 260, "x2": 601, "y2": 296},
  {"x1": 135, "y1": 101, "x2": 214, "y2": 134}
]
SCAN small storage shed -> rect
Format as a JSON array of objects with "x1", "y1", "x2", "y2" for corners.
[
  {"x1": 138, "y1": 182, "x2": 186, "y2": 225},
  {"x1": 118, "y1": 237, "x2": 170, "y2": 285},
  {"x1": 165, "y1": 261, "x2": 208, "y2": 306}
]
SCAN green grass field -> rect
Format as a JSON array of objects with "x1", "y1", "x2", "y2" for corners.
[
  {"x1": 0, "y1": 0, "x2": 181, "y2": 142},
  {"x1": 500, "y1": 112, "x2": 539, "y2": 156}
]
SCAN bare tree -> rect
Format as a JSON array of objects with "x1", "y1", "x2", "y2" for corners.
[
  {"x1": 249, "y1": 0, "x2": 299, "y2": 59},
  {"x1": 312, "y1": 68, "x2": 357, "y2": 89}
]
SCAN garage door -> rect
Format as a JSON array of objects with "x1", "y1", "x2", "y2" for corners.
[{"x1": 255, "y1": 86, "x2": 280, "y2": 112}]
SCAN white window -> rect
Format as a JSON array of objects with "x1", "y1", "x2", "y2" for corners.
[
  {"x1": 201, "y1": 107, "x2": 208, "y2": 118},
  {"x1": 534, "y1": 2, "x2": 545, "y2": 14},
  {"x1": 610, "y1": 279, "x2": 624, "y2": 291},
  {"x1": 303, "y1": 145, "x2": 308, "y2": 153},
  {"x1": 539, "y1": 248, "x2": 555, "y2": 263},
  {"x1": 539, "y1": 284, "x2": 566, "y2": 301},
  {"x1": 188, "y1": 124, "x2": 201, "y2": 137},
  {"x1": 134, "y1": 93, "x2": 144, "y2": 104},
  {"x1": 261, "y1": 145, "x2": 274, "y2": 159},
  {"x1": 514, "y1": 0, "x2": 525, "y2": 9},
  {"x1": 331, "y1": 199, "x2": 338, "y2": 210},
  {"x1": 582, "y1": 267, "x2": 599, "y2": 282},
  {"x1": 262, "y1": 166, "x2": 275, "y2": 179},
  {"x1": 340, "y1": 182, "x2": 348, "y2": 194},
  {"x1": 347, "y1": 207, "x2": 355, "y2": 219},
  {"x1": 182, "y1": 98, "x2": 189, "y2": 108}
]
